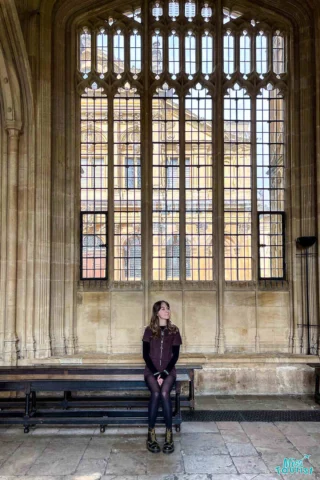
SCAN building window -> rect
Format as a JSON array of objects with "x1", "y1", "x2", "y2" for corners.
[
  {"x1": 166, "y1": 235, "x2": 180, "y2": 280},
  {"x1": 125, "y1": 158, "x2": 141, "y2": 189},
  {"x1": 114, "y1": 86, "x2": 141, "y2": 281},
  {"x1": 124, "y1": 235, "x2": 142, "y2": 280},
  {"x1": 80, "y1": 212, "x2": 107, "y2": 279},
  {"x1": 77, "y1": 2, "x2": 288, "y2": 283}
]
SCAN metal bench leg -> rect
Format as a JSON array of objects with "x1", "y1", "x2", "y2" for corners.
[
  {"x1": 31, "y1": 391, "x2": 36, "y2": 412},
  {"x1": 189, "y1": 369, "x2": 195, "y2": 411},
  {"x1": 62, "y1": 391, "x2": 72, "y2": 409},
  {"x1": 24, "y1": 393, "x2": 30, "y2": 433},
  {"x1": 315, "y1": 374, "x2": 320, "y2": 404}
]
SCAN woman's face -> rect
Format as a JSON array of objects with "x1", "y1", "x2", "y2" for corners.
[{"x1": 157, "y1": 302, "x2": 170, "y2": 322}]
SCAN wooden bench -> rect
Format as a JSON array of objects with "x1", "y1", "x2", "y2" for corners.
[{"x1": 0, "y1": 365, "x2": 200, "y2": 433}]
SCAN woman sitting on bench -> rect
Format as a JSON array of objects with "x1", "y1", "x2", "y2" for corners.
[{"x1": 142, "y1": 300, "x2": 182, "y2": 454}]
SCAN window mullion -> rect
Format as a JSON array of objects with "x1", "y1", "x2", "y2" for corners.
[
  {"x1": 92, "y1": 27, "x2": 97, "y2": 74},
  {"x1": 124, "y1": 24, "x2": 130, "y2": 73},
  {"x1": 268, "y1": 31, "x2": 272, "y2": 73},
  {"x1": 180, "y1": 95, "x2": 186, "y2": 283},
  {"x1": 234, "y1": 31, "x2": 240, "y2": 73},
  {"x1": 216, "y1": 0, "x2": 225, "y2": 352},
  {"x1": 108, "y1": 93, "x2": 114, "y2": 284},
  {"x1": 251, "y1": 94, "x2": 258, "y2": 283},
  {"x1": 143, "y1": 0, "x2": 151, "y2": 292}
]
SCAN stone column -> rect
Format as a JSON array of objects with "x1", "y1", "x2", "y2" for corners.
[
  {"x1": 4, "y1": 125, "x2": 21, "y2": 364},
  {"x1": 216, "y1": 0, "x2": 225, "y2": 353}
]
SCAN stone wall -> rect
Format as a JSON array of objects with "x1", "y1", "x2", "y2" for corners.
[{"x1": 0, "y1": 0, "x2": 319, "y2": 396}]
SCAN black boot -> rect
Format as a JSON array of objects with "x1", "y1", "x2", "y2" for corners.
[
  {"x1": 163, "y1": 427, "x2": 174, "y2": 454},
  {"x1": 146, "y1": 427, "x2": 160, "y2": 453}
]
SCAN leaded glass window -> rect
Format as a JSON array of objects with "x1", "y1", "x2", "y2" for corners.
[{"x1": 78, "y1": 1, "x2": 288, "y2": 283}]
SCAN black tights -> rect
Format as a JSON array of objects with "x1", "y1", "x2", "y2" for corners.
[{"x1": 145, "y1": 374, "x2": 175, "y2": 429}]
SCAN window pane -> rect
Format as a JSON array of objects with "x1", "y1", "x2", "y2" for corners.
[
  {"x1": 114, "y1": 87, "x2": 141, "y2": 281},
  {"x1": 185, "y1": 88, "x2": 213, "y2": 281},
  {"x1": 168, "y1": 31, "x2": 180, "y2": 77},
  {"x1": 257, "y1": 88, "x2": 285, "y2": 279},
  {"x1": 256, "y1": 88, "x2": 284, "y2": 212},
  {"x1": 152, "y1": 88, "x2": 180, "y2": 280},
  {"x1": 224, "y1": 87, "x2": 252, "y2": 281},
  {"x1": 81, "y1": 87, "x2": 108, "y2": 212},
  {"x1": 96, "y1": 28, "x2": 108, "y2": 74},
  {"x1": 79, "y1": 27, "x2": 91, "y2": 76},
  {"x1": 223, "y1": 32, "x2": 235, "y2": 75},
  {"x1": 201, "y1": 3, "x2": 213, "y2": 22},
  {"x1": 114, "y1": 30, "x2": 125, "y2": 75},
  {"x1": 185, "y1": 0, "x2": 196, "y2": 21},
  {"x1": 202, "y1": 32, "x2": 213, "y2": 75},
  {"x1": 256, "y1": 32, "x2": 268, "y2": 74},
  {"x1": 240, "y1": 31, "x2": 251, "y2": 74},
  {"x1": 259, "y1": 213, "x2": 284, "y2": 279},
  {"x1": 185, "y1": 32, "x2": 196, "y2": 76},
  {"x1": 81, "y1": 212, "x2": 107, "y2": 279},
  {"x1": 130, "y1": 30, "x2": 142, "y2": 75},
  {"x1": 152, "y1": 31, "x2": 163, "y2": 76},
  {"x1": 273, "y1": 32, "x2": 285, "y2": 74},
  {"x1": 152, "y1": 2, "x2": 163, "y2": 20},
  {"x1": 169, "y1": 1, "x2": 179, "y2": 20}
]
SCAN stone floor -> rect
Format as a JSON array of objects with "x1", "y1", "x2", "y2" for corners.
[{"x1": 0, "y1": 395, "x2": 319, "y2": 480}]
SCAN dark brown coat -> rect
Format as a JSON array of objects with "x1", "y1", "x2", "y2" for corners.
[{"x1": 142, "y1": 326, "x2": 182, "y2": 377}]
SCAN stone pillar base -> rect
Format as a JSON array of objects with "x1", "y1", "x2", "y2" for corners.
[
  {"x1": 3, "y1": 340, "x2": 18, "y2": 365},
  {"x1": 65, "y1": 336, "x2": 76, "y2": 355},
  {"x1": 34, "y1": 341, "x2": 51, "y2": 359}
]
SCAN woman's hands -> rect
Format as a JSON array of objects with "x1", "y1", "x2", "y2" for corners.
[
  {"x1": 156, "y1": 370, "x2": 169, "y2": 386},
  {"x1": 157, "y1": 377, "x2": 164, "y2": 386}
]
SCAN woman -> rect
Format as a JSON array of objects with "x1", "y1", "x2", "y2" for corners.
[{"x1": 142, "y1": 300, "x2": 182, "y2": 454}]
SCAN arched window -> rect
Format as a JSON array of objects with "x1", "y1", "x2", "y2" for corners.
[{"x1": 78, "y1": 2, "x2": 288, "y2": 283}]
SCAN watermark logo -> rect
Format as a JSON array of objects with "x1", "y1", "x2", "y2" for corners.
[{"x1": 275, "y1": 455, "x2": 313, "y2": 475}]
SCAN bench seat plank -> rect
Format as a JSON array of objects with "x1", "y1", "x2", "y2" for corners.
[{"x1": 0, "y1": 373, "x2": 190, "y2": 382}]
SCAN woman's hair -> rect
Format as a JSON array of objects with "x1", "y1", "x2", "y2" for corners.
[{"x1": 149, "y1": 300, "x2": 178, "y2": 338}]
